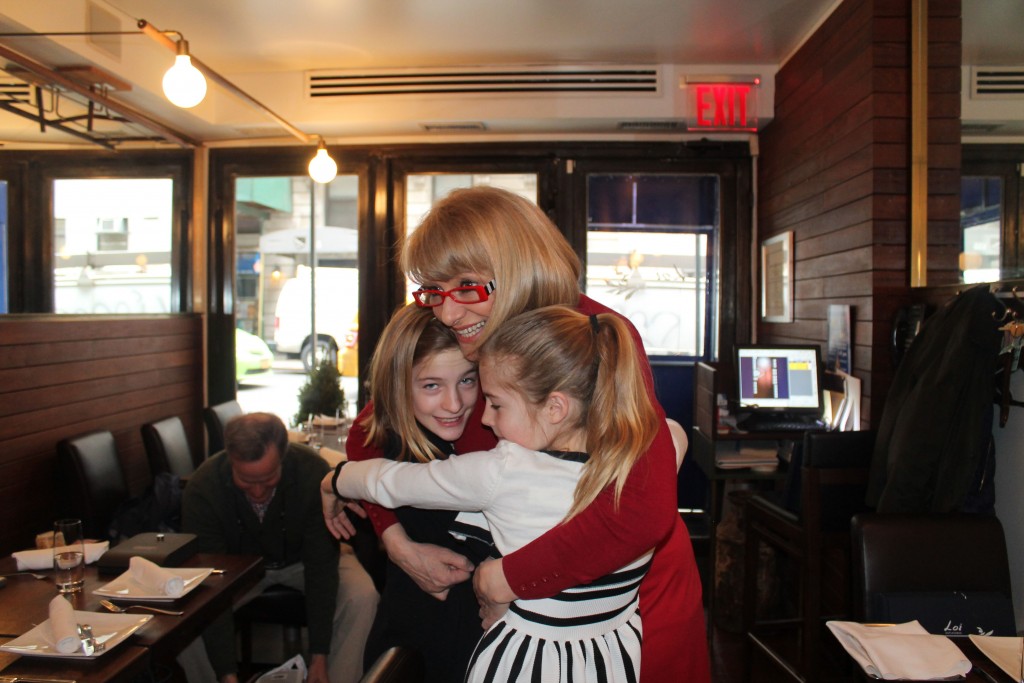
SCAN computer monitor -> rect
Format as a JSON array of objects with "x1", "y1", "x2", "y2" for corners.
[{"x1": 735, "y1": 344, "x2": 824, "y2": 416}]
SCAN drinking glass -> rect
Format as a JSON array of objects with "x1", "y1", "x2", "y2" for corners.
[
  {"x1": 307, "y1": 413, "x2": 322, "y2": 450},
  {"x1": 53, "y1": 518, "x2": 85, "y2": 593}
]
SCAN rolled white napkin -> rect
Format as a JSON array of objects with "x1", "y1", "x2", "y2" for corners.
[
  {"x1": 13, "y1": 541, "x2": 109, "y2": 571},
  {"x1": 826, "y1": 620, "x2": 972, "y2": 680},
  {"x1": 129, "y1": 556, "x2": 184, "y2": 597},
  {"x1": 48, "y1": 595, "x2": 80, "y2": 655}
]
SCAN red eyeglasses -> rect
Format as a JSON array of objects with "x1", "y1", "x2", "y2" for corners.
[{"x1": 412, "y1": 280, "x2": 496, "y2": 308}]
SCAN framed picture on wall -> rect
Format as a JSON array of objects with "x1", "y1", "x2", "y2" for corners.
[{"x1": 761, "y1": 231, "x2": 793, "y2": 322}]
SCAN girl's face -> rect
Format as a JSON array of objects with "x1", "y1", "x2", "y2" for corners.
[
  {"x1": 479, "y1": 361, "x2": 551, "y2": 451},
  {"x1": 423, "y1": 272, "x2": 495, "y2": 358},
  {"x1": 412, "y1": 347, "x2": 479, "y2": 442}
]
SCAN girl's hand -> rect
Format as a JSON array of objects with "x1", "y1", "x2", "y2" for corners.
[
  {"x1": 319, "y1": 470, "x2": 366, "y2": 539},
  {"x1": 473, "y1": 558, "x2": 515, "y2": 628},
  {"x1": 381, "y1": 525, "x2": 474, "y2": 599}
]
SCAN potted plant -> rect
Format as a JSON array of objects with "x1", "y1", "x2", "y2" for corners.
[{"x1": 293, "y1": 356, "x2": 347, "y2": 427}]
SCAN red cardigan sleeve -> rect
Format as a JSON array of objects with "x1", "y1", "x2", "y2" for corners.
[{"x1": 501, "y1": 294, "x2": 679, "y2": 599}]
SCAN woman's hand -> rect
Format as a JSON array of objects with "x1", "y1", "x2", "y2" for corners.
[
  {"x1": 319, "y1": 470, "x2": 366, "y2": 540},
  {"x1": 381, "y1": 524, "x2": 474, "y2": 600},
  {"x1": 473, "y1": 557, "x2": 514, "y2": 629}
]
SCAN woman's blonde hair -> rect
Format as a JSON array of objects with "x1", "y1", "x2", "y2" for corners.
[
  {"x1": 362, "y1": 303, "x2": 471, "y2": 462},
  {"x1": 479, "y1": 305, "x2": 660, "y2": 519},
  {"x1": 402, "y1": 186, "x2": 581, "y2": 351}
]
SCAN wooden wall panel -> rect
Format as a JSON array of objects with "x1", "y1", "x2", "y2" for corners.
[
  {"x1": 757, "y1": 0, "x2": 961, "y2": 427},
  {"x1": 0, "y1": 315, "x2": 204, "y2": 555}
]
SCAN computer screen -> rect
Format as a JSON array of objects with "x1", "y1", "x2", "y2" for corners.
[{"x1": 735, "y1": 345, "x2": 823, "y2": 415}]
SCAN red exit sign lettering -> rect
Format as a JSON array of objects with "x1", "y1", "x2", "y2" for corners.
[{"x1": 689, "y1": 83, "x2": 758, "y2": 131}]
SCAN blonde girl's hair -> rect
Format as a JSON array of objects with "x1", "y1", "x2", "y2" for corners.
[
  {"x1": 401, "y1": 186, "x2": 581, "y2": 351},
  {"x1": 362, "y1": 303, "x2": 470, "y2": 462},
  {"x1": 479, "y1": 305, "x2": 660, "y2": 519}
]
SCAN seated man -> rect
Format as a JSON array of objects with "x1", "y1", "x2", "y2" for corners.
[{"x1": 183, "y1": 412, "x2": 378, "y2": 683}]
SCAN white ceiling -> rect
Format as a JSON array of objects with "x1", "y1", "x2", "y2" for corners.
[{"x1": 0, "y1": 0, "x2": 1020, "y2": 147}]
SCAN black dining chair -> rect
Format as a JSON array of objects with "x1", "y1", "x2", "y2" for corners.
[
  {"x1": 141, "y1": 416, "x2": 197, "y2": 479},
  {"x1": 56, "y1": 430, "x2": 130, "y2": 541},
  {"x1": 204, "y1": 400, "x2": 244, "y2": 456},
  {"x1": 359, "y1": 646, "x2": 425, "y2": 683},
  {"x1": 851, "y1": 512, "x2": 1016, "y2": 636}
]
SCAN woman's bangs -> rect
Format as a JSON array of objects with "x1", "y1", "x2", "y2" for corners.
[{"x1": 408, "y1": 231, "x2": 493, "y2": 285}]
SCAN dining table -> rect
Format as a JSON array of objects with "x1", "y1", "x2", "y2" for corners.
[{"x1": 0, "y1": 551, "x2": 265, "y2": 683}]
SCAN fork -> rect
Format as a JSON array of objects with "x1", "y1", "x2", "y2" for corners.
[
  {"x1": 0, "y1": 572, "x2": 47, "y2": 580},
  {"x1": 99, "y1": 599, "x2": 183, "y2": 616}
]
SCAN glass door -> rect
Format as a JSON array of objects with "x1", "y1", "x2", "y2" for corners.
[{"x1": 232, "y1": 174, "x2": 361, "y2": 426}]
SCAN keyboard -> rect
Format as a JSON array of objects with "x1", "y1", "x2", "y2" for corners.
[{"x1": 736, "y1": 416, "x2": 828, "y2": 433}]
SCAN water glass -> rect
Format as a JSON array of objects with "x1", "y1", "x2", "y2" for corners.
[{"x1": 53, "y1": 518, "x2": 85, "y2": 593}]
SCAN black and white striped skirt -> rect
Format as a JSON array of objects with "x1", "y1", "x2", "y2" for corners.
[{"x1": 464, "y1": 555, "x2": 650, "y2": 683}]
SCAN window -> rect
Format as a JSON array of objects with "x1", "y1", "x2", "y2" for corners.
[
  {"x1": 404, "y1": 172, "x2": 537, "y2": 297},
  {"x1": 53, "y1": 178, "x2": 173, "y2": 314},
  {"x1": 234, "y1": 173, "x2": 362, "y2": 422},
  {"x1": 959, "y1": 145, "x2": 1024, "y2": 283},
  {"x1": 960, "y1": 176, "x2": 1002, "y2": 284},
  {"x1": 585, "y1": 174, "x2": 718, "y2": 358}
]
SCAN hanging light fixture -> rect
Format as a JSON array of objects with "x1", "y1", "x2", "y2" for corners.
[
  {"x1": 308, "y1": 138, "x2": 338, "y2": 184},
  {"x1": 162, "y1": 38, "x2": 207, "y2": 108}
]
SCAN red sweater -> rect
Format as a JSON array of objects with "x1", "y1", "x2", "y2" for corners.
[{"x1": 347, "y1": 294, "x2": 710, "y2": 682}]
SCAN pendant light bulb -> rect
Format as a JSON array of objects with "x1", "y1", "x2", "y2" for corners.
[
  {"x1": 163, "y1": 40, "x2": 207, "y2": 108},
  {"x1": 308, "y1": 140, "x2": 338, "y2": 184}
]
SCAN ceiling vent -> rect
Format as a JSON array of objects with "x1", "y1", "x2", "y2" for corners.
[
  {"x1": 618, "y1": 120, "x2": 683, "y2": 131},
  {"x1": 970, "y1": 66, "x2": 1024, "y2": 99},
  {"x1": 961, "y1": 122, "x2": 1003, "y2": 134},
  {"x1": 0, "y1": 77, "x2": 31, "y2": 103},
  {"x1": 307, "y1": 65, "x2": 661, "y2": 99},
  {"x1": 420, "y1": 121, "x2": 487, "y2": 132}
]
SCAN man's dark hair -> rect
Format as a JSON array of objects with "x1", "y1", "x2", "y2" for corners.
[{"x1": 224, "y1": 412, "x2": 288, "y2": 462}]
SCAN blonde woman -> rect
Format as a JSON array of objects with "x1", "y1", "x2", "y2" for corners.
[{"x1": 337, "y1": 186, "x2": 709, "y2": 682}]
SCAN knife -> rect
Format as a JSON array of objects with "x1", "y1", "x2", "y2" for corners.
[{"x1": 0, "y1": 677, "x2": 77, "y2": 683}]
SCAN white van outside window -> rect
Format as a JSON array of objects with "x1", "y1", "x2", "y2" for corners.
[{"x1": 273, "y1": 265, "x2": 359, "y2": 371}]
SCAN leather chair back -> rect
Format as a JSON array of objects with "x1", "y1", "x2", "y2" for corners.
[
  {"x1": 359, "y1": 646, "x2": 425, "y2": 683},
  {"x1": 56, "y1": 430, "x2": 129, "y2": 540},
  {"x1": 204, "y1": 400, "x2": 243, "y2": 455},
  {"x1": 141, "y1": 416, "x2": 196, "y2": 478},
  {"x1": 851, "y1": 512, "x2": 1014, "y2": 623}
]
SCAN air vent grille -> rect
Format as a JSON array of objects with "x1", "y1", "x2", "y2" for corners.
[
  {"x1": 308, "y1": 65, "x2": 660, "y2": 98},
  {"x1": 971, "y1": 67, "x2": 1024, "y2": 98},
  {"x1": 421, "y1": 122, "x2": 487, "y2": 132},
  {"x1": 0, "y1": 78, "x2": 32, "y2": 102},
  {"x1": 618, "y1": 120, "x2": 683, "y2": 131}
]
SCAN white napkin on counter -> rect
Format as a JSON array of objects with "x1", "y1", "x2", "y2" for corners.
[
  {"x1": 129, "y1": 555, "x2": 184, "y2": 597},
  {"x1": 827, "y1": 620, "x2": 972, "y2": 680},
  {"x1": 12, "y1": 541, "x2": 109, "y2": 571},
  {"x1": 48, "y1": 595, "x2": 80, "y2": 654}
]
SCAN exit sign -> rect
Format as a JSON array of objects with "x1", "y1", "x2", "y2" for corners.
[{"x1": 687, "y1": 82, "x2": 758, "y2": 131}]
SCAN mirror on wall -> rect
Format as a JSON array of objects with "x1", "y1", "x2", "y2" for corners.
[{"x1": 929, "y1": 2, "x2": 1024, "y2": 287}]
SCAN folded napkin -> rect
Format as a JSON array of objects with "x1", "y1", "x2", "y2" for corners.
[
  {"x1": 13, "y1": 541, "x2": 109, "y2": 571},
  {"x1": 48, "y1": 595, "x2": 80, "y2": 654},
  {"x1": 129, "y1": 556, "x2": 184, "y2": 597},
  {"x1": 827, "y1": 620, "x2": 972, "y2": 680}
]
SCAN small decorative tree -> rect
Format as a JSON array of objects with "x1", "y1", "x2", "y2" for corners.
[{"x1": 293, "y1": 356, "x2": 347, "y2": 427}]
